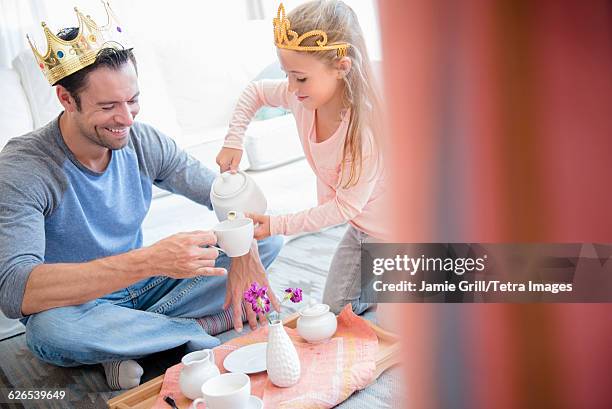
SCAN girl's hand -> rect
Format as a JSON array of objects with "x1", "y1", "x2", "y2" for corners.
[
  {"x1": 246, "y1": 213, "x2": 271, "y2": 240},
  {"x1": 216, "y1": 147, "x2": 243, "y2": 173}
]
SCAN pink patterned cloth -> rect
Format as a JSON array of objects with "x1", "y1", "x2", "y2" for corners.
[{"x1": 152, "y1": 305, "x2": 378, "y2": 408}]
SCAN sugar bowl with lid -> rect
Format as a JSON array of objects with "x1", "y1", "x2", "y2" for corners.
[{"x1": 296, "y1": 303, "x2": 337, "y2": 343}]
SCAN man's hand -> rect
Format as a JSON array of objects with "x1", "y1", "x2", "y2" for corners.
[
  {"x1": 216, "y1": 147, "x2": 243, "y2": 173},
  {"x1": 224, "y1": 240, "x2": 280, "y2": 332},
  {"x1": 141, "y1": 231, "x2": 226, "y2": 278},
  {"x1": 245, "y1": 213, "x2": 271, "y2": 240}
]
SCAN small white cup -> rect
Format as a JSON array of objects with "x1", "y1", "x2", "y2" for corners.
[
  {"x1": 191, "y1": 372, "x2": 251, "y2": 409},
  {"x1": 212, "y1": 218, "x2": 254, "y2": 257}
]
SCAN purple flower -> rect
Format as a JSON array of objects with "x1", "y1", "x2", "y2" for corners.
[
  {"x1": 284, "y1": 287, "x2": 303, "y2": 303},
  {"x1": 244, "y1": 282, "x2": 271, "y2": 315},
  {"x1": 243, "y1": 283, "x2": 303, "y2": 323},
  {"x1": 243, "y1": 282, "x2": 258, "y2": 304},
  {"x1": 258, "y1": 296, "x2": 271, "y2": 314}
]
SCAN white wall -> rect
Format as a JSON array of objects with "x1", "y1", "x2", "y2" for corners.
[{"x1": 2, "y1": 1, "x2": 381, "y2": 67}]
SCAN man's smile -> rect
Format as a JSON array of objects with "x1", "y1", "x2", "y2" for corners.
[{"x1": 102, "y1": 126, "x2": 129, "y2": 137}]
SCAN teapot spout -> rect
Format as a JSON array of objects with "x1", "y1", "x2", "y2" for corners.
[{"x1": 227, "y1": 211, "x2": 244, "y2": 220}]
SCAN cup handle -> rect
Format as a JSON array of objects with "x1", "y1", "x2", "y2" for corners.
[{"x1": 191, "y1": 397, "x2": 205, "y2": 409}]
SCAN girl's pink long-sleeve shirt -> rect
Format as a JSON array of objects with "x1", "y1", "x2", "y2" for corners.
[{"x1": 224, "y1": 79, "x2": 387, "y2": 239}]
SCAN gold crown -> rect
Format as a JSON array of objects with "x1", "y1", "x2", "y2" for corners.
[
  {"x1": 273, "y1": 3, "x2": 349, "y2": 57},
  {"x1": 27, "y1": 1, "x2": 131, "y2": 85}
]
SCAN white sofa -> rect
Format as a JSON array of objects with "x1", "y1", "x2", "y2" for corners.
[{"x1": 0, "y1": 20, "x2": 317, "y2": 339}]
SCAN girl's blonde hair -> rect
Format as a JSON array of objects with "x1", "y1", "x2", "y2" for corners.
[{"x1": 287, "y1": 0, "x2": 383, "y2": 188}]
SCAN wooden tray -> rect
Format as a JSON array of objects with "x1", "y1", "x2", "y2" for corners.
[{"x1": 107, "y1": 313, "x2": 400, "y2": 409}]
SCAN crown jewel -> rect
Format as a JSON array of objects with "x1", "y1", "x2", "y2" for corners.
[
  {"x1": 273, "y1": 3, "x2": 349, "y2": 57},
  {"x1": 27, "y1": 1, "x2": 131, "y2": 85}
]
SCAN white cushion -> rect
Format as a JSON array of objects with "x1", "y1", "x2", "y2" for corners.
[
  {"x1": 244, "y1": 114, "x2": 305, "y2": 171},
  {"x1": 0, "y1": 310, "x2": 24, "y2": 341},
  {"x1": 11, "y1": 47, "x2": 182, "y2": 140},
  {"x1": 177, "y1": 125, "x2": 229, "y2": 150},
  {"x1": 129, "y1": 40, "x2": 182, "y2": 139},
  {"x1": 181, "y1": 126, "x2": 250, "y2": 170},
  {"x1": 153, "y1": 20, "x2": 277, "y2": 136},
  {"x1": 11, "y1": 52, "x2": 62, "y2": 129},
  {"x1": 0, "y1": 68, "x2": 34, "y2": 150},
  {"x1": 151, "y1": 126, "x2": 251, "y2": 199}
]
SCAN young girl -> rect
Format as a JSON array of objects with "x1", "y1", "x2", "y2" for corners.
[{"x1": 216, "y1": 1, "x2": 386, "y2": 315}]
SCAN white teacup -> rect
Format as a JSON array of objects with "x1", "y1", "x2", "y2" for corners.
[
  {"x1": 191, "y1": 372, "x2": 250, "y2": 409},
  {"x1": 212, "y1": 218, "x2": 254, "y2": 257}
]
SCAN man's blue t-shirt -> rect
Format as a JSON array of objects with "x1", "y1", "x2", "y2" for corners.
[{"x1": 0, "y1": 116, "x2": 216, "y2": 318}]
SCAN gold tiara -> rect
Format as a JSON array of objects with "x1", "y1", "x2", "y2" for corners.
[
  {"x1": 27, "y1": 1, "x2": 131, "y2": 85},
  {"x1": 273, "y1": 3, "x2": 349, "y2": 58}
]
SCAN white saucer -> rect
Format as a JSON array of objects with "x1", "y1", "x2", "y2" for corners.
[
  {"x1": 247, "y1": 395, "x2": 264, "y2": 409},
  {"x1": 223, "y1": 342, "x2": 267, "y2": 374}
]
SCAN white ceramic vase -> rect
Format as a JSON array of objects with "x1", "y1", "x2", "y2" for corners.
[{"x1": 266, "y1": 320, "x2": 300, "y2": 387}]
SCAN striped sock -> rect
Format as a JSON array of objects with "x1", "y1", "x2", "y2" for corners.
[
  {"x1": 102, "y1": 360, "x2": 143, "y2": 390},
  {"x1": 196, "y1": 304, "x2": 248, "y2": 335}
]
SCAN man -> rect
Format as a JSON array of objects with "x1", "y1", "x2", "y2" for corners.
[{"x1": 0, "y1": 11, "x2": 282, "y2": 390}]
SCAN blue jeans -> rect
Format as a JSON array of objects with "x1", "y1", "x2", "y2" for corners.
[{"x1": 24, "y1": 236, "x2": 283, "y2": 367}]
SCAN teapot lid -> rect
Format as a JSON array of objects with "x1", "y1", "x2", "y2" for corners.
[
  {"x1": 212, "y1": 171, "x2": 247, "y2": 198},
  {"x1": 299, "y1": 303, "x2": 330, "y2": 317}
]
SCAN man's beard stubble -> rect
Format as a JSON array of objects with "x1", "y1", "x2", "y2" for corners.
[
  {"x1": 76, "y1": 119, "x2": 129, "y2": 151},
  {"x1": 93, "y1": 125, "x2": 129, "y2": 150}
]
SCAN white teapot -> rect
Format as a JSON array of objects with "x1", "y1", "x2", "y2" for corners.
[{"x1": 210, "y1": 170, "x2": 267, "y2": 221}]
